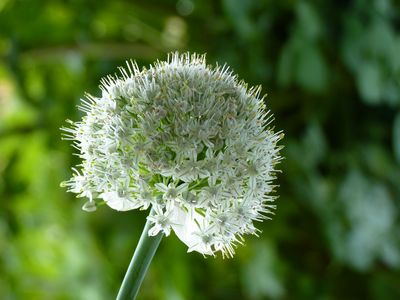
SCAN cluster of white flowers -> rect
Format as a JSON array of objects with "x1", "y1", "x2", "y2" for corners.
[{"x1": 62, "y1": 52, "x2": 283, "y2": 257}]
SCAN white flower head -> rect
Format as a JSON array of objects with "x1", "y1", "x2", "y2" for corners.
[{"x1": 61, "y1": 52, "x2": 283, "y2": 257}]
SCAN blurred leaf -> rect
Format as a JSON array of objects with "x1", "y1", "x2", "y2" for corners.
[
  {"x1": 334, "y1": 170, "x2": 398, "y2": 270},
  {"x1": 295, "y1": 1, "x2": 321, "y2": 40},
  {"x1": 381, "y1": 241, "x2": 400, "y2": 268},
  {"x1": 277, "y1": 43, "x2": 293, "y2": 87},
  {"x1": 341, "y1": 8, "x2": 400, "y2": 105},
  {"x1": 277, "y1": 34, "x2": 328, "y2": 93},
  {"x1": 295, "y1": 44, "x2": 328, "y2": 93},
  {"x1": 241, "y1": 241, "x2": 284, "y2": 300},
  {"x1": 393, "y1": 112, "x2": 400, "y2": 163},
  {"x1": 221, "y1": 0, "x2": 259, "y2": 41},
  {"x1": 356, "y1": 62, "x2": 383, "y2": 105},
  {"x1": 368, "y1": 20, "x2": 396, "y2": 61}
]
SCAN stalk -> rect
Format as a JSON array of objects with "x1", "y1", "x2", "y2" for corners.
[{"x1": 117, "y1": 209, "x2": 163, "y2": 300}]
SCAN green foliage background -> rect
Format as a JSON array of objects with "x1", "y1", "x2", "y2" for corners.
[{"x1": 1, "y1": 0, "x2": 400, "y2": 299}]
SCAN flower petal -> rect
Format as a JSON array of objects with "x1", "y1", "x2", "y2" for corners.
[
  {"x1": 170, "y1": 204, "x2": 213, "y2": 255},
  {"x1": 101, "y1": 191, "x2": 139, "y2": 211}
]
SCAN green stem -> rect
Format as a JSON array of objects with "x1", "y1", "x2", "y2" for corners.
[{"x1": 117, "y1": 208, "x2": 163, "y2": 300}]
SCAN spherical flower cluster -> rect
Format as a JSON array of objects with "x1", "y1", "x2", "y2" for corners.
[{"x1": 61, "y1": 52, "x2": 283, "y2": 257}]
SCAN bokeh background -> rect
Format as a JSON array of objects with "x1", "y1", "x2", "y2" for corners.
[{"x1": 1, "y1": 0, "x2": 400, "y2": 299}]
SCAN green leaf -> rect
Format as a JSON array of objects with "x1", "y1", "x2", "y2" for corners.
[
  {"x1": 393, "y1": 112, "x2": 400, "y2": 163},
  {"x1": 357, "y1": 62, "x2": 383, "y2": 104},
  {"x1": 277, "y1": 43, "x2": 294, "y2": 87},
  {"x1": 295, "y1": 44, "x2": 328, "y2": 93},
  {"x1": 296, "y1": 2, "x2": 321, "y2": 40}
]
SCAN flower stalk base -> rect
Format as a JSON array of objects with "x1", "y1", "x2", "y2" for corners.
[{"x1": 117, "y1": 209, "x2": 163, "y2": 300}]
